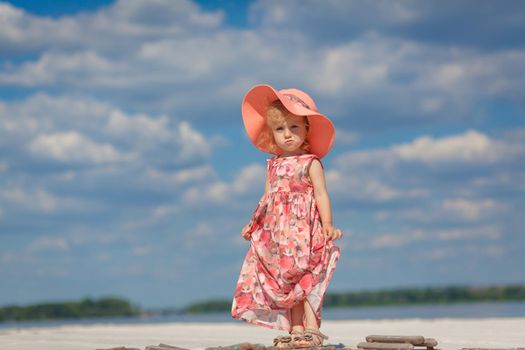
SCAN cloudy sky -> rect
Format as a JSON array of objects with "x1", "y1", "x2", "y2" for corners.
[{"x1": 1, "y1": 0, "x2": 524, "y2": 309}]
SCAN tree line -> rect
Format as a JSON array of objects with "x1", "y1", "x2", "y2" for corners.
[
  {"x1": 182, "y1": 284, "x2": 525, "y2": 313},
  {"x1": 0, "y1": 297, "x2": 140, "y2": 322}
]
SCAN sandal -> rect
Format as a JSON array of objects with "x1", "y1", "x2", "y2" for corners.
[
  {"x1": 273, "y1": 334, "x2": 292, "y2": 349},
  {"x1": 292, "y1": 328, "x2": 329, "y2": 348},
  {"x1": 273, "y1": 329, "x2": 303, "y2": 349}
]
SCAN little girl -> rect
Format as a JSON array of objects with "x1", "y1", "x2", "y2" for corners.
[{"x1": 231, "y1": 84, "x2": 342, "y2": 349}]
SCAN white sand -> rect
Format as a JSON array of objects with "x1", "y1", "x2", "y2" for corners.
[{"x1": 1, "y1": 318, "x2": 524, "y2": 350}]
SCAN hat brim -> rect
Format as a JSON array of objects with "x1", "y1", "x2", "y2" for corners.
[{"x1": 241, "y1": 84, "x2": 334, "y2": 158}]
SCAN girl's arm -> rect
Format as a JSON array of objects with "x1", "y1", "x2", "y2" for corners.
[
  {"x1": 242, "y1": 173, "x2": 270, "y2": 240},
  {"x1": 309, "y1": 159, "x2": 342, "y2": 241}
]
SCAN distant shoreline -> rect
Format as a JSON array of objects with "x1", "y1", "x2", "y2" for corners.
[
  {"x1": 1, "y1": 284, "x2": 524, "y2": 323},
  {"x1": 0, "y1": 297, "x2": 140, "y2": 323},
  {"x1": 182, "y1": 284, "x2": 525, "y2": 314}
]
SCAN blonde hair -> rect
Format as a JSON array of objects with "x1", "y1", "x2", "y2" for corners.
[{"x1": 256, "y1": 100, "x2": 310, "y2": 154}]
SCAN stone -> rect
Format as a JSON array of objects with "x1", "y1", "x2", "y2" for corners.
[
  {"x1": 146, "y1": 344, "x2": 191, "y2": 350},
  {"x1": 365, "y1": 336, "x2": 425, "y2": 345},
  {"x1": 358, "y1": 342, "x2": 414, "y2": 350}
]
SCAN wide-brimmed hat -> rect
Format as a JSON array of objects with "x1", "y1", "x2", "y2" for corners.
[{"x1": 241, "y1": 84, "x2": 334, "y2": 158}]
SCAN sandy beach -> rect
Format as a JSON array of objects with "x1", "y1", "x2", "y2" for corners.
[{"x1": 1, "y1": 318, "x2": 524, "y2": 350}]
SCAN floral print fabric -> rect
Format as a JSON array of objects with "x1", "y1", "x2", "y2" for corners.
[{"x1": 231, "y1": 153, "x2": 340, "y2": 331}]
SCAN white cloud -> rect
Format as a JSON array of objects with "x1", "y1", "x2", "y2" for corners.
[
  {"x1": 1, "y1": 1, "x2": 523, "y2": 124},
  {"x1": 394, "y1": 197, "x2": 506, "y2": 225},
  {"x1": 182, "y1": 222, "x2": 217, "y2": 249},
  {"x1": 0, "y1": 161, "x2": 8, "y2": 173},
  {"x1": 176, "y1": 121, "x2": 214, "y2": 162},
  {"x1": 151, "y1": 205, "x2": 180, "y2": 219},
  {"x1": 0, "y1": 187, "x2": 59, "y2": 213},
  {"x1": 106, "y1": 109, "x2": 171, "y2": 141},
  {"x1": 327, "y1": 129, "x2": 524, "y2": 239},
  {"x1": 314, "y1": 42, "x2": 389, "y2": 93},
  {"x1": 336, "y1": 129, "x2": 525, "y2": 171},
  {"x1": 0, "y1": 51, "x2": 113, "y2": 86},
  {"x1": 206, "y1": 181, "x2": 230, "y2": 201},
  {"x1": 250, "y1": 0, "x2": 419, "y2": 30},
  {"x1": 392, "y1": 130, "x2": 510, "y2": 164},
  {"x1": 104, "y1": 0, "x2": 223, "y2": 30},
  {"x1": 335, "y1": 129, "x2": 360, "y2": 145},
  {"x1": 353, "y1": 225, "x2": 502, "y2": 251},
  {"x1": 176, "y1": 128, "x2": 523, "y2": 211},
  {"x1": 1, "y1": 93, "x2": 221, "y2": 167},
  {"x1": 27, "y1": 131, "x2": 129, "y2": 164},
  {"x1": 0, "y1": 93, "x2": 113, "y2": 143},
  {"x1": 433, "y1": 226, "x2": 501, "y2": 241},
  {"x1": 441, "y1": 198, "x2": 504, "y2": 221},
  {"x1": 183, "y1": 181, "x2": 230, "y2": 206},
  {"x1": 0, "y1": 186, "x2": 92, "y2": 214},
  {"x1": 181, "y1": 162, "x2": 266, "y2": 207},
  {"x1": 367, "y1": 229, "x2": 427, "y2": 249},
  {"x1": 326, "y1": 169, "x2": 429, "y2": 202},
  {"x1": 28, "y1": 236, "x2": 70, "y2": 253},
  {"x1": 414, "y1": 243, "x2": 506, "y2": 262},
  {"x1": 232, "y1": 164, "x2": 266, "y2": 194},
  {"x1": 132, "y1": 245, "x2": 156, "y2": 257},
  {"x1": 146, "y1": 165, "x2": 215, "y2": 188},
  {"x1": 0, "y1": 1, "x2": 223, "y2": 54}
]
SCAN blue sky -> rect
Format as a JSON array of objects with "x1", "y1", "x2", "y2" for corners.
[{"x1": 0, "y1": 0, "x2": 524, "y2": 309}]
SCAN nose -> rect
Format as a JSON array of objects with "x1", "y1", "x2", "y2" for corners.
[{"x1": 284, "y1": 127, "x2": 291, "y2": 137}]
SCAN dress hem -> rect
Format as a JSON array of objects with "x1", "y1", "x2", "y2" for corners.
[{"x1": 232, "y1": 244, "x2": 339, "y2": 332}]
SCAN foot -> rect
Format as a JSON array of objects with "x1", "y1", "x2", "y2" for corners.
[
  {"x1": 273, "y1": 334, "x2": 293, "y2": 349},
  {"x1": 291, "y1": 329, "x2": 309, "y2": 348},
  {"x1": 273, "y1": 329, "x2": 304, "y2": 349},
  {"x1": 292, "y1": 328, "x2": 328, "y2": 348}
]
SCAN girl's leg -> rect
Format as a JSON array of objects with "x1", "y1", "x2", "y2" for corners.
[
  {"x1": 290, "y1": 301, "x2": 323, "y2": 347},
  {"x1": 290, "y1": 302, "x2": 314, "y2": 347},
  {"x1": 290, "y1": 302, "x2": 305, "y2": 332},
  {"x1": 275, "y1": 304, "x2": 306, "y2": 348},
  {"x1": 303, "y1": 299, "x2": 319, "y2": 330},
  {"x1": 301, "y1": 300, "x2": 328, "y2": 346}
]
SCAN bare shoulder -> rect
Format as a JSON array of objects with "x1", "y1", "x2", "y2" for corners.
[
  {"x1": 308, "y1": 158, "x2": 325, "y2": 187},
  {"x1": 308, "y1": 158, "x2": 324, "y2": 174}
]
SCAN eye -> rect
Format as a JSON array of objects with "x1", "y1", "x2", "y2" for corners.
[
  {"x1": 291, "y1": 124, "x2": 299, "y2": 129},
  {"x1": 275, "y1": 127, "x2": 284, "y2": 131}
]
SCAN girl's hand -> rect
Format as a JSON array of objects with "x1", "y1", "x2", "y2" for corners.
[
  {"x1": 241, "y1": 223, "x2": 252, "y2": 240},
  {"x1": 322, "y1": 224, "x2": 343, "y2": 241}
]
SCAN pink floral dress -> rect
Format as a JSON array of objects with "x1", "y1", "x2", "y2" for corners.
[{"x1": 231, "y1": 153, "x2": 340, "y2": 331}]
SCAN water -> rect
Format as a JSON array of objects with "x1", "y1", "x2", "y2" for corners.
[
  {"x1": 1, "y1": 301, "x2": 525, "y2": 330},
  {"x1": 323, "y1": 301, "x2": 525, "y2": 320}
]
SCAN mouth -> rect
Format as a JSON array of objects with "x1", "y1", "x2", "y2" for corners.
[{"x1": 285, "y1": 140, "x2": 294, "y2": 145}]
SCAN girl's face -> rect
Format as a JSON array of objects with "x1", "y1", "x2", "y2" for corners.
[{"x1": 271, "y1": 114, "x2": 308, "y2": 155}]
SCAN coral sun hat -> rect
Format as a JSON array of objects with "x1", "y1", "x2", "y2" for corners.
[{"x1": 241, "y1": 84, "x2": 335, "y2": 158}]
